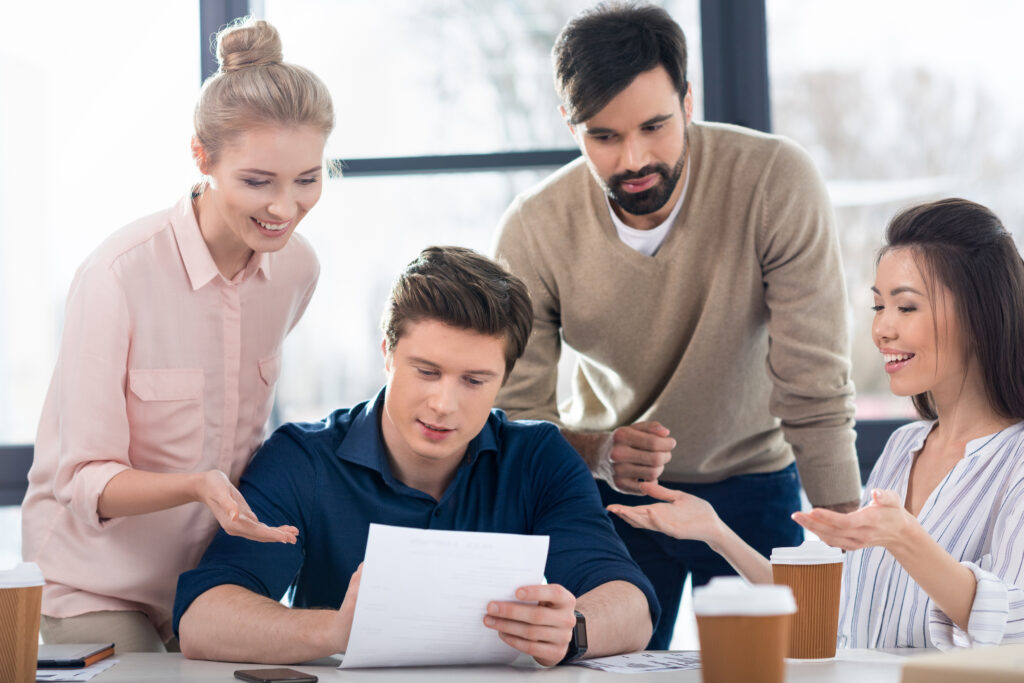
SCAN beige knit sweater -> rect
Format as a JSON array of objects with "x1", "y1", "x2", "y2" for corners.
[{"x1": 494, "y1": 121, "x2": 861, "y2": 506}]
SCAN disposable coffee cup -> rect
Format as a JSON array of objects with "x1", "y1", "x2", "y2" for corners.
[
  {"x1": 693, "y1": 577, "x2": 796, "y2": 683},
  {"x1": 0, "y1": 562, "x2": 45, "y2": 683},
  {"x1": 770, "y1": 540, "x2": 843, "y2": 659}
]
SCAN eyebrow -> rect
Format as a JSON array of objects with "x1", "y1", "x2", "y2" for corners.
[
  {"x1": 409, "y1": 356, "x2": 500, "y2": 377},
  {"x1": 585, "y1": 113, "x2": 674, "y2": 136},
  {"x1": 238, "y1": 166, "x2": 322, "y2": 177},
  {"x1": 870, "y1": 286, "x2": 924, "y2": 296}
]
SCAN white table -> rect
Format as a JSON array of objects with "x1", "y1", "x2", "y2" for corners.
[{"x1": 82, "y1": 649, "x2": 923, "y2": 682}]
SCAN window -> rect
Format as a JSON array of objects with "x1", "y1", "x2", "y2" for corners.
[
  {"x1": 0, "y1": 2, "x2": 199, "y2": 442},
  {"x1": 263, "y1": 0, "x2": 702, "y2": 421},
  {"x1": 767, "y1": 0, "x2": 1024, "y2": 417}
]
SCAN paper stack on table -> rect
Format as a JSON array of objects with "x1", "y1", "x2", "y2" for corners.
[{"x1": 340, "y1": 524, "x2": 549, "y2": 669}]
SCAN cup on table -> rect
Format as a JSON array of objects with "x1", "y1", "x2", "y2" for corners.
[
  {"x1": 0, "y1": 562, "x2": 45, "y2": 683},
  {"x1": 770, "y1": 540, "x2": 843, "y2": 659},
  {"x1": 693, "y1": 576, "x2": 796, "y2": 683}
]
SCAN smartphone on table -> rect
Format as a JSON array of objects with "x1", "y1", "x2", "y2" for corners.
[{"x1": 233, "y1": 668, "x2": 318, "y2": 682}]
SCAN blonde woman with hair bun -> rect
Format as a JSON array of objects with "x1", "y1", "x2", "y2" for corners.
[{"x1": 22, "y1": 17, "x2": 335, "y2": 652}]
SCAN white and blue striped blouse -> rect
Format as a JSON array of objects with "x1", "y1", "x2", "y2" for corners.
[{"x1": 838, "y1": 420, "x2": 1024, "y2": 649}]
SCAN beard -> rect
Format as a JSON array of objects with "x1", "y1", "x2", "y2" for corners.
[{"x1": 602, "y1": 135, "x2": 687, "y2": 216}]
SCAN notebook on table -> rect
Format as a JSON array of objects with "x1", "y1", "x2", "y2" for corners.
[{"x1": 37, "y1": 643, "x2": 115, "y2": 668}]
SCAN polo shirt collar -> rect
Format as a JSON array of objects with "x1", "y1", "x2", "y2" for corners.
[
  {"x1": 171, "y1": 191, "x2": 271, "y2": 291},
  {"x1": 335, "y1": 387, "x2": 500, "y2": 481}
]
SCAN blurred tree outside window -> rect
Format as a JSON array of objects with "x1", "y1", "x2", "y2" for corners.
[{"x1": 768, "y1": 0, "x2": 1024, "y2": 418}]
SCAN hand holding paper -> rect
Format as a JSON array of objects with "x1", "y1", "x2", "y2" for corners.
[
  {"x1": 484, "y1": 583, "x2": 576, "y2": 666},
  {"x1": 340, "y1": 524, "x2": 549, "y2": 669}
]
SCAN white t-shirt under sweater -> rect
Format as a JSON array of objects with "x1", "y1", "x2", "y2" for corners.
[{"x1": 607, "y1": 163, "x2": 689, "y2": 257}]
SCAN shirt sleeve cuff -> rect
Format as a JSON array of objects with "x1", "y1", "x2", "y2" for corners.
[
  {"x1": 795, "y1": 458, "x2": 862, "y2": 507},
  {"x1": 928, "y1": 561, "x2": 1009, "y2": 649},
  {"x1": 68, "y1": 460, "x2": 131, "y2": 531}
]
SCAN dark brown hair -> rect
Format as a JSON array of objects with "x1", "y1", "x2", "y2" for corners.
[
  {"x1": 381, "y1": 247, "x2": 533, "y2": 379},
  {"x1": 553, "y1": 1, "x2": 688, "y2": 125},
  {"x1": 880, "y1": 198, "x2": 1024, "y2": 420}
]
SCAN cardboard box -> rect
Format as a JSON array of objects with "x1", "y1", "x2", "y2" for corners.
[{"x1": 901, "y1": 644, "x2": 1024, "y2": 682}]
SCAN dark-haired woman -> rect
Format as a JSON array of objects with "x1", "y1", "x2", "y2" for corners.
[{"x1": 609, "y1": 198, "x2": 1024, "y2": 649}]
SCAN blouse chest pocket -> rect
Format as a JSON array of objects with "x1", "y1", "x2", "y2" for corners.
[
  {"x1": 127, "y1": 368, "x2": 205, "y2": 471},
  {"x1": 251, "y1": 352, "x2": 282, "y2": 433}
]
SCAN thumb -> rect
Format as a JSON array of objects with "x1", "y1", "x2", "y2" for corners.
[
  {"x1": 223, "y1": 499, "x2": 239, "y2": 522},
  {"x1": 871, "y1": 489, "x2": 900, "y2": 508},
  {"x1": 634, "y1": 421, "x2": 670, "y2": 436}
]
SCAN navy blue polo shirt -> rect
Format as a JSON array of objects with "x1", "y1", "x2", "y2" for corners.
[{"x1": 173, "y1": 388, "x2": 659, "y2": 635}]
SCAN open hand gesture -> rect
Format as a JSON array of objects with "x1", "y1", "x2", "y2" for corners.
[
  {"x1": 197, "y1": 470, "x2": 299, "y2": 544},
  {"x1": 792, "y1": 489, "x2": 914, "y2": 551},
  {"x1": 606, "y1": 481, "x2": 724, "y2": 544}
]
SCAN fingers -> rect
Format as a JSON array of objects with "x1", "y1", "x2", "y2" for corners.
[
  {"x1": 346, "y1": 563, "x2": 364, "y2": 594},
  {"x1": 607, "y1": 504, "x2": 657, "y2": 531},
  {"x1": 631, "y1": 421, "x2": 672, "y2": 437},
  {"x1": 791, "y1": 512, "x2": 864, "y2": 550},
  {"x1": 612, "y1": 427, "x2": 676, "y2": 460},
  {"x1": 225, "y1": 518, "x2": 299, "y2": 544},
  {"x1": 637, "y1": 481, "x2": 683, "y2": 502},
  {"x1": 612, "y1": 464, "x2": 665, "y2": 494},
  {"x1": 871, "y1": 489, "x2": 901, "y2": 507},
  {"x1": 484, "y1": 585, "x2": 576, "y2": 667},
  {"x1": 335, "y1": 563, "x2": 363, "y2": 652}
]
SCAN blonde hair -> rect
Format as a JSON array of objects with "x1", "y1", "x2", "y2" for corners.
[{"x1": 193, "y1": 18, "x2": 335, "y2": 164}]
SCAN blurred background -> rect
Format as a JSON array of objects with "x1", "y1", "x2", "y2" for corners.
[{"x1": 2, "y1": 0, "x2": 1022, "y2": 646}]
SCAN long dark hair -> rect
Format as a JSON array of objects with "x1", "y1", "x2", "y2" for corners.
[{"x1": 880, "y1": 198, "x2": 1024, "y2": 420}]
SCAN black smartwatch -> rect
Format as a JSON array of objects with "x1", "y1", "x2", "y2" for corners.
[{"x1": 559, "y1": 610, "x2": 588, "y2": 664}]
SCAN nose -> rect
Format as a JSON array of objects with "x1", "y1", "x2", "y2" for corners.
[
  {"x1": 426, "y1": 377, "x2": 457, "y2": 417},
  {"x1": 267, "y1": 187, "x2": 298, "y2": 220},
  {"x1": 872, "y1": 308, "x2": 897, "y2": 346},
  {"x1": 621, "y1": 133, "x2": 650, "y2": 173}
]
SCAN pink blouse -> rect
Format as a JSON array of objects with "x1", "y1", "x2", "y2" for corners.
[{"x1": 22, "y1": 194, "x2": 319, "y2": 639}]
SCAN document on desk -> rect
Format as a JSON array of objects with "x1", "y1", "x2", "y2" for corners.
[{"x1": 340, "y1": 524, "x2": 549, "y2": 669}]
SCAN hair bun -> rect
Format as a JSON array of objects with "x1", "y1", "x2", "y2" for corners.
[{"x1": 216, "y1": 18, "x2": 283, "y2": 73}]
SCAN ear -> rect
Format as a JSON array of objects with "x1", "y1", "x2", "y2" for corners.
[
  {"x1": 381, "y1": 338, "x2": 391, "y2": 371},
  {"x1": 682, "y1": 84, "x2": 694, "y2": 125},
  {"x1": 559, "y1": 105, "x2": 577, "y2": 138},
  {"x1": 191, "y1": 136, "x2": 210, "y2": 175}
]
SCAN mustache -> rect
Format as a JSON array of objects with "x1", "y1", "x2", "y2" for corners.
[{"x1": 610, "y1": 164, "x2": 670, "y2": 185}]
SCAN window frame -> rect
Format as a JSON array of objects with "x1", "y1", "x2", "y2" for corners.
[{"x1": 0, "y1": 0, "x2": 772, "y2": 497}]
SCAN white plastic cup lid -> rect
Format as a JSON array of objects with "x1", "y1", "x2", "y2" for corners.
[
  {"x1": 0, "y1": 562, "x2": 45, "y2": 588},
  {"x1": 770, "y1": 540, "x2": 843, "y2": 565},
  {"x1": 693, "y1": 576, "x2": 796, "y2": 616}
]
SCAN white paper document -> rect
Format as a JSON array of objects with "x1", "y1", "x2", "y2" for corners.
[
  {"x1": 574, "y1": 651, "x2": 702, "y2": 673},
  {"x1": 36, "y1": 658, "x2": 119, "y2": 681},
  {"x1": 339, "y1": 524, "x2": 549, "y2": 669}
]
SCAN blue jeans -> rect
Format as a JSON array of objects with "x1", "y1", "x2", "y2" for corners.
[{"x1": 599, "y1": 463, "x2": 804, "y2": 650}]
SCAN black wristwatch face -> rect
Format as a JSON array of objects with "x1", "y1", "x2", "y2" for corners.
[{"x1": 561, "y1": 609, "x2": 588, "y2": 664}]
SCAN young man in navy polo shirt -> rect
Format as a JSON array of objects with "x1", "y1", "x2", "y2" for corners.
[{"x1": 173, "y1": 246, "x2": 658, "y2": 666}]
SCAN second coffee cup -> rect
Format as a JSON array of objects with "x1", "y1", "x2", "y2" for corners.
[
  {"x1": 693, "y1": 576, "x2": 796, "y2": 683},
  {"x1": 770, "y1": 540, "x2": 843, "y2": 658},
  {"x1": 0, "y1": 562, "x2": 45, "y2": 683}
]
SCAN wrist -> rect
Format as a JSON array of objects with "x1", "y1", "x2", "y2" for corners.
[
  {"x1": 558, "y1": 609, "x2": 588, "y2": 665},
  {"x1": 561, "y1": 429, "x2": 612, "y2": 475},
  {"x1": 187, "y1": 471, "x2": 211, "y2": 505},
  {"x1": 704, "y1": 518, "x2": 732, "y2": 551},
  {"x1": 884, "y1": 512, "x2": 923, "y2": 558}
]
